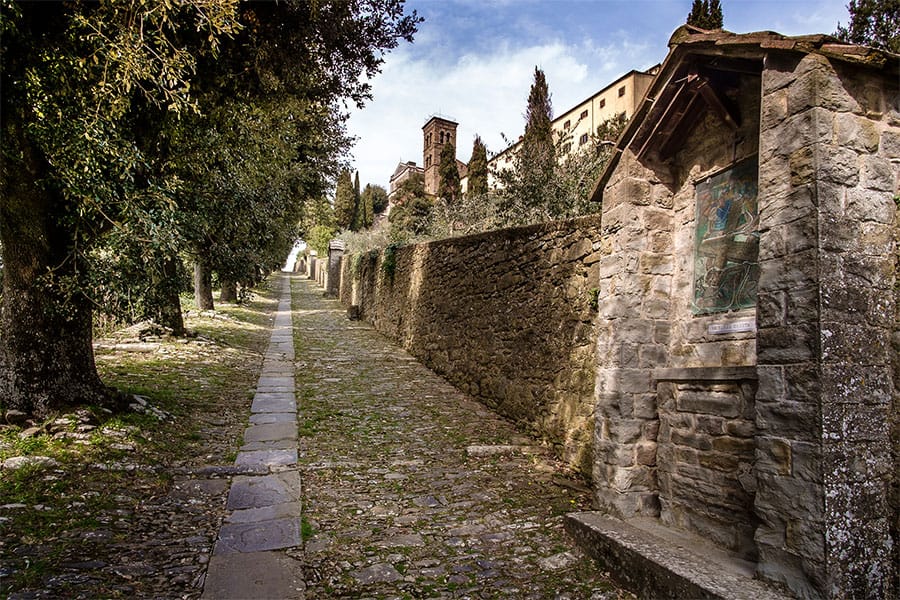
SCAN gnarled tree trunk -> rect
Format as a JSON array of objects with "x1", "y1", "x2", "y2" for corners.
[{"x1": 0, "y1": 126, "x2": 109, "y2": 418}]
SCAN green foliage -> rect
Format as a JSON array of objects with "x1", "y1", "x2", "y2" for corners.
[
  {"x1": 431, "y1": 113, "x2": 626, "y2": 237},
  {"x1": 351, "y1": 171, "x2": 364, "y2": 230},
  {"x1": 369, "y1": 184, "x2": 390, "y2": 215},
  {"x1": 356, "y1": 182, "x2": 376, "y2": 230},
  {"x1": 1, "y1": 0, "x2": 421, "y2": 416},
  {"x1": 467, "y1": 136, "x2": 489, "y2": 198},
  {"x1": 588, "y1": 288, "x2": 600, "y2": 311},
  {"x1": 687, "y1": 0, "x2": 724, "y2": 28},
  {"x1": 308, "y1": 224, "x2": 338, "y2": 256},
  {"x1": 836, "y1": 0, "x2": 900, "y2": 52},
  {"x1": 437, "y1": 142, "x2": 461, "y2": 203},
  {"x1": 338, "y1": 223, "x2": 392, "y2": 258},
  {"x1": 381, "y1": 242, "x2": 402, "y2": 283},
  {"x1": 334, "y1": 170, "x2": 357, "y2": 231}
]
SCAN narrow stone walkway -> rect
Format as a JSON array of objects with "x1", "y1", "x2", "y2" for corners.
[
  {"x1": 291, "y1": 279, "x2": 629, "y2": 599},
  {"x1": 203, "y1": 273, "x2": 305, "y2": 599}
]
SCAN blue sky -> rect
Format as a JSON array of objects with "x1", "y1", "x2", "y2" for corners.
[{"x1": 347, "y1": 0, "x2": 851, "y2": 190}]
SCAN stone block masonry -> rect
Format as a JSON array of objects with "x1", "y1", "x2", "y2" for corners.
[{"x1": 340, "y1": 216, "x2": 603, "y2": 477}]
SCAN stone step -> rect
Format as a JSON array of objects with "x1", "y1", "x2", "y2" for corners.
[{"x1": 565, "y1": 512, "x2": 793, "y2": 600}]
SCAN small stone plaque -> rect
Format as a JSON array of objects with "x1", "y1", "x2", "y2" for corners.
[{"x1": 708, "y1": 319, "x2": 756, "y2": 335}]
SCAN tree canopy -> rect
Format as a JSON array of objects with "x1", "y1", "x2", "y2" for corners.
[
  {"x1": 389, "y1": 172, "x2": 432, "y2": 237},
  {"x1": 0, "y1": 0, "x2": 420, "y2": 417},
  {"x1": 334, "y1": 170, "x2": 358, "y2": 231},
  {"x1": 835, "y1": 0, "x2": 900, "y2": 52},
  {"x1": 497, "y1": 67, "x2": 556, "y2": 221},
  {"x1": 687, "y1": 0, "x2": 724, "y2": 29}
]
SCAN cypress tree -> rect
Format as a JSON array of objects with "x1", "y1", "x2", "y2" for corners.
[
  {"x1": 687, "y1": 0, "x2": 706, "y2": 26},
  {"x1": 687, "y1": 0, "x2": 723, "y2": 28},
  {"x1": 351, "y1": 171, "x2": 362, "y2": 230},
  {"x1": 507, "y1": 66, "x2": 555, "y2": 218},
  {"x1": 708, "y1": 0, "x2": 724, "y2": 28},
  {"x1": 334, "y1": 169, "x2": 356, "y2": 230},
  {"x1": 360, "y1": 184, "x2": 375, "y2": 229},
  {"x1": 467, "y1": 135, "x2": 489, "y2": 198},
  {"x1": 437, "y1": 142, "x2": 460, "y2": 203}
]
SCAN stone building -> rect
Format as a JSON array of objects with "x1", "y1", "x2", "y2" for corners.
[
  {"x1": 422, "y1": 116, "x2": 467, "y2": 196},
  {"x1": 390, "y1": 117, "x2": 468, "y2": 201},
  {"x1": 583, "y1": 26, "x2": 899, "y2": 599}
]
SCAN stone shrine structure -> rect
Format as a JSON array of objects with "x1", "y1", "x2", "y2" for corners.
[{"x1": 331, "y1": 27, "x2": 898, "y2": 599}]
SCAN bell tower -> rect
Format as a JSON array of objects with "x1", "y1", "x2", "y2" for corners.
[{"x1": 422, "y1": 116, "x2": 458, "y2": 196}]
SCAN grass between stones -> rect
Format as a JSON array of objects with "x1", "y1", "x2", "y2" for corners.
[{"x1": 0, "y1": 278, "x2": 280, "y2": 598}]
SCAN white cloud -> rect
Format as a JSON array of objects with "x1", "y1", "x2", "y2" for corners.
[
  {"x1": 347, "y1": 35, "x2": 657, "y2": 189},
  {"x1": 345, "y1": 0, "x2": 845, "y2": 191}
]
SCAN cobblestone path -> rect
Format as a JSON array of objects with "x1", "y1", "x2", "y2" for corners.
[{"x1": 291, "y1": 278, "x2": 630, "y2": 599}]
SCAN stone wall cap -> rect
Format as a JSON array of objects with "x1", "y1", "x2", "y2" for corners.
[{"x1": 329, "y1": 240, "x2": 346, "y2": 251}]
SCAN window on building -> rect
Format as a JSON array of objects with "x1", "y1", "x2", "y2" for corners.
[
  {"x1": 599, "y1": 98, "x2": 606, "y2": 108},
  {"x1": 618, "y1": 86, "x2": 625, "y2": 97},
  {"x1": 426, "y1": 156, "x2": 432, "y2": 168},
  {"x1": 439, "y1": 131, "x2": 444, "y2": 144},
  {"x1": 580, "y1": 109, "x2": 588, "y2": 119},
  {"x1": 564, "y1": 120, "x2": 571, "y2": 130},
  {"x1": 579, "y1": 133, "x2": 589, "y2": 146}
]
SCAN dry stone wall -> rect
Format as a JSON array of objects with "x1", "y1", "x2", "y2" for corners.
[{"x1": 341, "y1": 217, "x2": 603, "y2": 476}]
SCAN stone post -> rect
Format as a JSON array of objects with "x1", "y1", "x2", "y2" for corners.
[
  {"x1": 307, "y1": 253, "x2": 316, "y2": 280},
  {"x1": 325, "y1": 240, "x2": 344, "y2": 298}
]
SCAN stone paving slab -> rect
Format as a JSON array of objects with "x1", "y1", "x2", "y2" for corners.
[
  {"x1": 250, "y1": 396, "x2": 296, "y2": 413},
  {"x1": 249, "y1": 412, "x2": 296, "y2": 425},
  {"x1": 234, "y1": 448, "x2": 298, "y2": 468},
  {"x1": 243, "y1": 422, "x2": 298, "y2": 443},
  {"x1": 204, "y1": 273, "x2": 302, "y2": 599},
  {"x1": 202, "y1": 552, "x2": 305, "y2": 599},
  {"x1": 226, "y1": 468, "x2": 300, "y2": 511},
  {"x1": 214, "y1": 518, "x2": 301, "y2": 554},
  {"x1": 240, "y1": 439, "x2": 299, "y2": 451},
  {"x1": 256, "y1": 375, "x2": 294, "y2": 387},
  {"x1": 227, "y1": 501, "x2": 303, "y2": 524}
]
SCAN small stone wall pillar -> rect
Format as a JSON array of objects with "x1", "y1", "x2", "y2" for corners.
[
  {"x1": 325, "y1": 240, "x2": 344, "y2": 298},
  {"x1": 307, "y1": 254, "x2": 317, "y2": 280}
]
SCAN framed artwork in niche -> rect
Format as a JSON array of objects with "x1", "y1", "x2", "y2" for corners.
[{"x1": 692, "y1": 157, "x2": 760, "y2": 315}]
